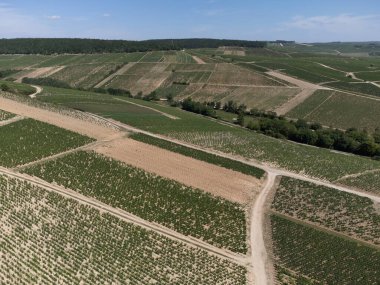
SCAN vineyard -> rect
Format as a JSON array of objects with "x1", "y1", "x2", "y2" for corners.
[
  {"x1": 272, "y1": 177, "x2": 380, "y2": 244},
  {"x1": 0, "y1": 174, "x2": 246, "y2": 284},
  {"x1": 24, "y1": 151, "x2": 248, "y2": 253},
  {"x1": 0, "y1": 109, "x2": 15, "y2": 121},
  {"x1": 130, "y1": 133, "x2": 265, "y2": 178},
  {"x1": 339, "y1": 170, "x2": 380, "y2": 195},
  {"x1": 0, "y1": 119, "x2": 94, "y2": 167},
  {"x1": 271, "y1": 215, "x2": 380, "y2": 285}
]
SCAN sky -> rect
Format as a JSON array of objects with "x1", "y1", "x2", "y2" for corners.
[{"x1": 0, "y1": 0, "x2": 379, "y2": 42}]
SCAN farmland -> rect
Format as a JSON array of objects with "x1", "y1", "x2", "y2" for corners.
[
  {"x1": 1, "y1": 39, "x2": 380, "y2": 284},
  {"x1": 0, "y1": 109, "x2": 15, "y2": 121},
  {"x1": 24, "y1": 151, "x2": 248, "y2": 253},
  {"x1": 0, "y1": 119, "x2": 94, "y2": 167},
  {"x1": 37, "y1": 87, "x2": 380, "y2": 184},
  {"x1": 0, "y1": 174, "x2": 246, "y2": 284},
  {"x1": 287, "y1": 90, "x2": 380, "y2": 131},
  {"x1": 271, "y1": 215, "x2": 380, "y2": 285},
  {"x1": 272, "y1": 177, "x2": 380, "y2": 244}
]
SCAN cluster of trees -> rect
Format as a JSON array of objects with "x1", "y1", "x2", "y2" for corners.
[
  {"x1": 181, "y1": 98, "x2": 216, "y2": 117},
  {"x1": 179, "y1": 98, "x2": 380, "y2": 158},
  {"x1": 0, "y1": 38, "x2": 266, "y2": 54},
  {"x1": 0, "y1": 70, "x2": 17, "y2": 79}
]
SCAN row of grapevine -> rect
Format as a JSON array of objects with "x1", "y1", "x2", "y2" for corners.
[
  {"x1": 24, "y1": 151, "x2": 248, "y2": 253},
  {"x1": 0, "y1": 109, "x2": 15, "y2": 121},
  {"x1": 272, "y1": 177, "x2": 380, "y2": 245},
  {"x1": 0, "y1": 118, "x2": 94, "y2": 167},
  {"x1": 0, "y1": 174, "x2": 246, "y2": 284}
]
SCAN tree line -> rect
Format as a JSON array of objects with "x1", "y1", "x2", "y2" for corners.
[
  {"x1": 179, "y1": 98, "x2": 380, "y2": 159},
  {"x1": 0, "y1": 38, "x2": 266, "y2": 54}
]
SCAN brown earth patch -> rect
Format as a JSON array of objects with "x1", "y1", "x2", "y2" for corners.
[{"x1": 92, "y1": 137, "x2": 262, "y2": 204}]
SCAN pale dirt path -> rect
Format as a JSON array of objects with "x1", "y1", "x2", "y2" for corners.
[
  {"x1": 114, "y1": 97, "x2": 180, "y2": 120},
  {"x1": 92, "y1": 137, "x2": 262, "y2": 204},
  {"x1": 0, "y1": 167, "x2": 249, "y2": 266},
  {"x1": 250, "y1": 172, "x2": 277, "y2": 285},
  {"x1": 29, "y1": 85, "x2": 42, "y2": 98},
  {"x1": 192, "y1": 55, "x2": 206, "y2": 64},
  {"x1": 0, "y1": 115, "x2": 25, "y2": 126},
  {"x1": 94, "y1": 62, "x2": 136, "y2": 88},
  {"x1": 267, "y1": 71, "x2": 331, "y2": 115},
  {"x1": 97, "y1": 116, "x2": 380, "y2": 203},
  {"x1": 0, "y1": 96, "x2": 118, "y2": 140}
]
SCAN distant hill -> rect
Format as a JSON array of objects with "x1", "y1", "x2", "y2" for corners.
[{"x1": 0, "y1": 38, "x2": 266, "y2": 54}]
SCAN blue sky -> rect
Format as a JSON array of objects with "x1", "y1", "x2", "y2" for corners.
[{"x1": 0, "y1": 0, "x2": 379, "y2": 42}]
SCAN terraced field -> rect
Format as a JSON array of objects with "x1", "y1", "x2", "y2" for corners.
[
  {"x1": 0, "y1": 174, "x2": 246, "y2": 284},
  {"x1": 24, "y1": 151, "x2": 248, "y2": 253},
  {"x1": 0, "y1": 118, "x2": 94, "y2": 167}
]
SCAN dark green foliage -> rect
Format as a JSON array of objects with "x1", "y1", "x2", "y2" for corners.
[
  {"x1": 182, "y1": 97, "x2": 216, "y2": 117},
  {"x1": 130, "y1": 133, "x2": 265, "y2": 178},
  {"x1": 271, "y1": 215, "x2": 380, "y2": 285},
  {"x1": 24, "y1": 151, "x2": 248, "y2": 253},
  {"x1": 0, "y1": 38, "x2": 266, "y2": 54},
  {"x1": 22, "y1": 77, "x2": 71, "y2": 88}
]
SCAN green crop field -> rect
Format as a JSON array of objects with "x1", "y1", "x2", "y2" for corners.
[
  {"x1": 0, "y1": 118, "x2": 94, "y2": 167},
  {"x1": 24, "y1": 151, "x2": 248, "y2": 253},
  {"x1": 48, "y1": 64, "x2": 121, "y2": 88},
  {"x1": 0, "y1": 109, "x2": 15, "y2": 121},
  {"x1": 326, "y1": 81, "x2": 380, "y2": 97},
  {"x1": 338, "y1": 170, "x2": 380, "y2": 195},
  {"x1": 36, "y1": 87, "x2": 380, "y2": 185},
  {"x1": 287, "y1": 90, "x2": 380, "y2": 131},
  {"x1": 140, "y1": 51, "x2": 164, "y2": 62},
  {"x1": 356, "y1": 71, "x2": 380, "y2": 81},
  {"x1": 0, "y1": 174, "x2": 246, "y2": 284},
  {"x1": 0, "y1": 55, "x2": 51, "y2": 70},
  {"x1": 271, "y1": 215, "x2": 380, "y2": 285},
  {"x1": 0, "y1": 80, "x2": 36, "y2": 95},
  {"x1": 272, "y1": 177, "x2": 380, "y2": 245}
]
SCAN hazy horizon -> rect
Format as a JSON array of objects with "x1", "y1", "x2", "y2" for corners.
[{"x1": 0, "y1": 0, "x2": 379, "y2": 42}]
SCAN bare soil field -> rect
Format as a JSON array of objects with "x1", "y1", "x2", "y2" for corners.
[
  {"x1": 0, "y1": 96, "x2": 117, "y2": 140},
  {"x1": 92, "y1": 137, "x2": 262, "y2": 204},
  {"x1": 192, "y1": 55, "x2": 206, "y2": 64}
]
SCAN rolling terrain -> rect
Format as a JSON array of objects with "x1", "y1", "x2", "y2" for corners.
[{"x1": 0, "y1": 41, "x2": 379, "y2": 284}]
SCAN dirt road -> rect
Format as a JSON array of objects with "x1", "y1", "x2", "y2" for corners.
[
  {"x1": 250, "y1": 172, "x2": 276, "y2": 285},
  {"x1": 192, "y1": 55, "x2": 206, "y2": 64},
  {"x1": 267, "y1": 71, "x2": 330, "y2": 115}
]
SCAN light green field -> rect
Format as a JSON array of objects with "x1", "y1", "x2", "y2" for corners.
[
  {"x1": 37, "y1": 87, "x2": 380, "y2": 185},
  {"x1": 287, "y1": 90, "x2": 380, "y2": 131},
  {"x1": 0, "y1": 118, "x2": 94, "y2": 167}
]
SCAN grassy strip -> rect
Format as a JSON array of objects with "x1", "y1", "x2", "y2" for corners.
[
  {"x1": 0, "y1": 80, "x2": 36, "y2": 95},
  {"x1": 271, "y1": 214, "x2": 380, "y2": 285},
  {"x1": 0, "y1": 119, "x2": 94, "y2": 167},
  {"x1": 24, "y1": 151, "x2": 248, "y2": 253},
  {"x1": 130, "y1": 132, "x2": 265, "y2": 179}
]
